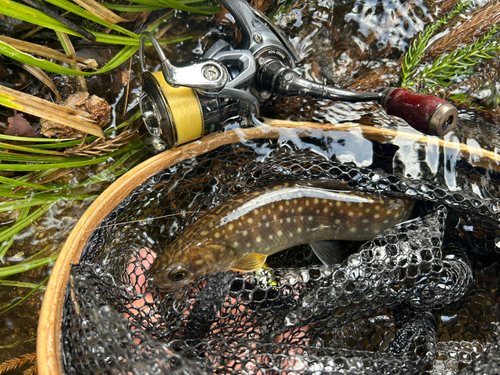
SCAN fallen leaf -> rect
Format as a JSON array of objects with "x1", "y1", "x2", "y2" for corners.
[{"x1": 5, "y1": 112, "x2": 36, "y2": 138}]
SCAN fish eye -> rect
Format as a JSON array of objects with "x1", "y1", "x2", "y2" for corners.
[{"x1": 169, "y1": 267, "x2": 189, "y2": 282}]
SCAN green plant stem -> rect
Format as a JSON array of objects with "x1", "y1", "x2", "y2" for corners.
[
  {"x1": 0, "y1": 280, "x2": 47, "y2": 289},
  {"x1": 0, "y1": 195, "x2": 96, "y2": 212},
  {"x1": 0, "y1": 276, "x2": 49, "y2": 314},
  {"x1": 0, "y1": 254, "x2": 58, "y2": 278},
  {"x1": 0, "y1": 175, "x2": 52, "y2": 190},
  {"x1": 0, "y1": 206, "x2": 30, "y2": 259},
  {"x1": 0, "y1": 139, "x2": 144, "y2": 171},
  {"x1": 0, "y1": 142, "x2": 64, "y2": 155},
  {"x1": 0, "y1": 203, "x2": 54, "y2": 241}
]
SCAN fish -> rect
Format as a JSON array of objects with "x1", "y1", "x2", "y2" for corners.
[{"x1": 150, "y1": 181, "x2": 414, "y2": 292}]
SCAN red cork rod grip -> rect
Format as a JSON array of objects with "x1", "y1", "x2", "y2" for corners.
[{"x1": 381, "y1": 88, "x2": 458, "y2": 136}]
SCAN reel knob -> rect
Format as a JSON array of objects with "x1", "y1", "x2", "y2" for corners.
[{"x1": 381, "y1": 88, "x2": 458, "y2": 136}]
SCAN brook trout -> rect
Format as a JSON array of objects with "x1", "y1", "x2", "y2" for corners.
[{"x1": 150, "y1": 181, "x2": 413, "y2": 292}]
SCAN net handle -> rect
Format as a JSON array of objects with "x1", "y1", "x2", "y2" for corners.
[{"x1": 37, "y1": 119, "x2": 500, "y2": 375}]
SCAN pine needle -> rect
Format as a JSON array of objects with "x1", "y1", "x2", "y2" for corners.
[{"x1": 0, "y1": 353, "x2": 36, "y2": 374}]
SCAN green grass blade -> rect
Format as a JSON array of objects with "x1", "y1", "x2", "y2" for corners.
[
  {"x1": 0, "y1": 40, "x2": 92, "y2": 76},
  {"x1": 44, "y1": 0, "x2": 138, "y2": 37},
  {"x1": 0, "y1": 280, "x2": 47, "y2": 289},
  {"x1": 0, "y1": 0, "x2": 82, "y2": 37},
  {"x1": 0, "y1": 142, "x2": 65, "y2": 155},
  {"x1": 0, "y1": 196, "x2": 96, "y2": 213},
  {"x1": 0, "y1": 34, "x2": 189, "y2": 76},
  {"x1": 0, "y1": 276, "x2": 49, "y2": 314},
  {"x1": 0, "y1": 254, "x2": 58, "y2": 278},
  {"x1": 0, "y1": 206, "x2": 29, "y2": 259},
  {"x1": 0, "y1": 203, "x2": 55, "y2": 242},
  {"x1": 0, "y1": 134, "x2": 74, "y2": 142},
  {"x1": 0, "y1": 151, "x2": 91, "y2": 162},
  {"x1": 0, "y1": 175, "x2": 52, "y2": 190},
  {"x1": 151, "y1": 0, "x2": 216, "y2": 14},
  {"x1": 102, "y1": 3, "x2": 164, "y2": 11},
  {"x1": 0, "y1": 139, "x2": 144, "y2": 171}
]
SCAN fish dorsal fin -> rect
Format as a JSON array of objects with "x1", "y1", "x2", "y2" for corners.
[
  {"x1": 230, "y1": 253, "x2": 268, "y2": 272},
  {"x1": 310, "y1": 240, "x2": 342, "y2": 265}
]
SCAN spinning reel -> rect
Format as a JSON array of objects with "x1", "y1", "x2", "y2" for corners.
[{"x1": 139, "y1": 0, "x2": 458, "y2": 151}]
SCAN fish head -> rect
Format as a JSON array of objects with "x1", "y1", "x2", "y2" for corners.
[{"x1": 150, "y1": 237, "x2": 238, "y2": 293}]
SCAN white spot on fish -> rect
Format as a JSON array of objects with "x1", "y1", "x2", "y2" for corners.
[
  {"x1": 242, "y1": 230, "x2": 248, "y2": 236},
  {"x1": 308, "y1": 216, "x2": 313, "y2": 221},
  {"x1": 286, "y1": 218, "x2": 291, "y2": 223},
  {"x1": 374, "y1": 214, "x2": 380, "y2": 219},
  {"x1": 253, "y1": 209, "x2": 259, "y2": 215},
  {"x1": 256, "y1": 236, "x2": 262, "y2": 243},
  {"x1": 269, "y1": 234, "x2": 273, "y2": 240},
  {"x1": 215, "y1": 232, "x2": 220, "y2": 238},
  {"x1": 233, "y1": 242, "x2": 239, "y2": 247},
  {"x1": 248, "y1": 218, "x2": 254, "y2": 224},
  {"x1": 228, "y1": 224, "x2": 234, "y2": 231},
  {"x1": 335, "y1": 219, "x2": 341, "y2": 224},
  {"x1": 297, "y1": 227, "x2": 302, "y2": 233},
  {"x1": 265, "y1": 223, "x2": 270, "y2": 228},
  {"x1": 278, "y1": 230, "x2": 283, "y2": 236},
  {"x1": 314, "y1": 198, "x2": 319, "y2": 204},
  {"x1": 262, "y1": 214, "x2": 267, "y2": 220},
  {"x1": 279, "y1": 205, "x2": 284, "y2": 211},
  {"x1": 383, "y1": 219, "x2": 389, "y2": 224},
  {"x1": 349, "y1": 227, "x2": 357, "y2": 233},
  {"x1": 336, "y1": 201, "x2": 341, "y2": 207},
  {"x1": 348, "y1": 211, "x2": 354, "y2": 217},
  {"x1": 306, "y1": 200, "x2": 310, "y2": 206},
  {"x1": 323, "y1": 207, "x2": 329, "y2": 214},
  {"x1": 358, "y1": 202, "x2": 364, "y2": 207},
  {"x1": 362, "y1": 219, "x2": 369, "y2": 224},
  {"x1": 375, "y1": 205, "x2": 381, "y2": 211}
]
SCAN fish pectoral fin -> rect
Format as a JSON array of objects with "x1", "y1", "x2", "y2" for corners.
[
  {"x1": 310, "y1": 240, "x2": 342, "y2": 265},
  {"x1": 230, "y1": 253, "x2": 268, "y2": 272}
]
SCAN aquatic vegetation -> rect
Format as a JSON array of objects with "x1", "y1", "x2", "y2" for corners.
[
  {"x1": 0, "y1": 352, "x2": 36, "y2": 375},
  {"x1": 0, "y1": 0, "x2": 218, "y2": 335},
  {"x1": 402, "y1": 1, "x2": 500, "y2": 98}
]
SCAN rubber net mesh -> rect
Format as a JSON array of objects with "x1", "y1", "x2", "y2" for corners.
[{"x1": 61, "y1": 131, "x2": 500, "y2": 374}]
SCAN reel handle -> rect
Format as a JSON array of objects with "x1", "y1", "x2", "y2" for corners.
[
  {"x1": 264, "y1": 63, "x2": 458, "y2": 136},
  {"x1": 381, "y1": 88, "x2": 458, "y2": 136}
]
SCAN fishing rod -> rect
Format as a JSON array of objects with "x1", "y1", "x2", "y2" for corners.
[{"x1": 139, "y1": 0, "x2": 458, "y2": 151}]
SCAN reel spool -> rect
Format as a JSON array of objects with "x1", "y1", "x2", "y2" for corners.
[{"x1": 140, "y1": 71, "x2": 204, "y2": 149}]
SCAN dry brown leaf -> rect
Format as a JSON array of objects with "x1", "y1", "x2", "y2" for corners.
[
  {"x1": 0, "y1": 84, "x2": 104, "y2": 138},
  {"x1": 5, "y1": 112, "x2": 36, "y2": 138},
  {"x1": 40, "y1": 92, "x2": 111, "y2": 139}
]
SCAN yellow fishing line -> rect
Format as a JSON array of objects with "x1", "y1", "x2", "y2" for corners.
[{"x1": 152, "y1": 71, "x2": 204, "y2": 146}]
